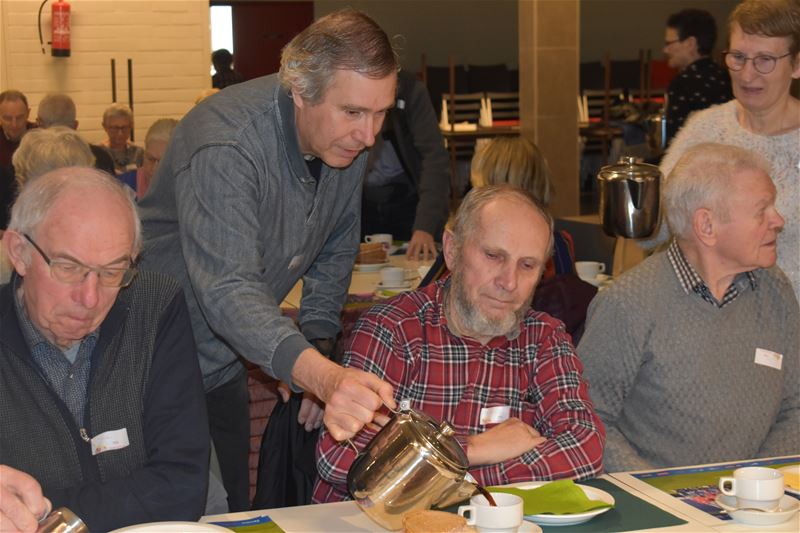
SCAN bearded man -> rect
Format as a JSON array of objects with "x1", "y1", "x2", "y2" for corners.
[{"x1": 313, "y1": 184, "x2": 605, "y2": 502}]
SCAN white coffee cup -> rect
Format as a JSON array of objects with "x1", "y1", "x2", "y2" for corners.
[
  {"x1": 575, "y1": 261, "x2": 606, "y2": 280},
  {"x1": 380, "y1": 267, "x2": 405, "y2": 287},
  {"x1": 719, "y1": 467, "x2": 784, "y2": 511},
  {"x1": 457, "y1": 492, "x2": 523, "y2": 532},
  {"x1": 365, "y1": 233, "x2": 393, "y2": 251}
]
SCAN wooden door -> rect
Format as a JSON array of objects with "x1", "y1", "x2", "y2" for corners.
[{"x1": 227, "y1": 1, "x2": 314, "y2": 81}]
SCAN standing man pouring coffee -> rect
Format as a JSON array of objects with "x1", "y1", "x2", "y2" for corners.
[{"x1": 139, "y1": 10, "x2": 397, "y2": 510}]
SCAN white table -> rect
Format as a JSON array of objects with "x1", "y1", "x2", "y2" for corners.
[
  {"x1": 201, "y1": 475, "x2": 711, "y2": 532},
  {"x1": 281, "y1": 255, "x2": 433, "y2": 309}
]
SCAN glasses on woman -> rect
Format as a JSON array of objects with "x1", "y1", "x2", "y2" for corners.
[
  {"x1": 723, "y1": 51, "x2": 792, "y2": 74},
  {"x1": 24, "y1": 234, "x2": 138, "y2": 288}
]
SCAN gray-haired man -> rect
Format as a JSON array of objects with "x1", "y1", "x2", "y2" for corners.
[
  {"x1": 578, "y1": 143, "x2": 798, "y2": 472},
  {"x1": 139, "y1": 9, "x2": 398, "y2": 510}
]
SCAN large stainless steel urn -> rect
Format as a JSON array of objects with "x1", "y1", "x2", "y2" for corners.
[{"x1": 597, "y1": 156, "x2": 662, "y2": 238}]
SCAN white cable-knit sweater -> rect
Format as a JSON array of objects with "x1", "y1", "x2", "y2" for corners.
[{"x1": 659, "y1": 100, "x2": 800, "y2": 304}]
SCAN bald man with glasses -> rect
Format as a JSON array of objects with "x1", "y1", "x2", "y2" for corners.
[{"x1": 0, "y1": 167, "x2": 209, "y2": 532}]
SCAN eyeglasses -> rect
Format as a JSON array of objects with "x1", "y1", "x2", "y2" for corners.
[
  {"x1": 664, "y1": 38, "x2": 683, "y2": 47},
  {"x1": 24, "y1": 234, "x2": 138, "y2": 288},
  {"x1": 722, "y1": 51, "x2": 793, "y2": 74},
  {"x1": 106, "y1": 125, "x2": 131, "y2": 132}
]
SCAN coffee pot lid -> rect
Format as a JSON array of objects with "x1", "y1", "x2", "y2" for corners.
[
  {"x1": 399, "y1": 407, "x2": 469, "y2": 472},
  {"x1": 598, "y1": 155, "x2": 662, "y2": 183}
]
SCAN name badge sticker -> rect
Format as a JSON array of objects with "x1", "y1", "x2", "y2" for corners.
[
  {"x1": 479, "y1": 405, "x2": 511, "y2": 425},
  {"x1": 754, "y1": 348, "x2": 783, "y2": 371},
  {"x1": 91, "y1": 428, "x2": 130, "y2": 456}
]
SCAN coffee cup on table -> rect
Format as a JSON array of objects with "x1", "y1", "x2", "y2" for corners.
[
  {"x1": 365, "y1": 233, "x2": 393, "y2": 252},
  {"x1": 575, "y1": 261, "x2": 606, "y2": 281},
  {"x1": 718, "y1": 467, "x2": 784, "y2": 511},
  {"x1": 380, "y1": 266, "x2": 405, "y2": 287},
  {"x1": 458, "y1": 492, "x2": 523, "y2": 532}
]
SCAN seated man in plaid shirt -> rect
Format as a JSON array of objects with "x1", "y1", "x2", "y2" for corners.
[{"x1": 313, "y1": 184, "x2": 605, "y2": 502}]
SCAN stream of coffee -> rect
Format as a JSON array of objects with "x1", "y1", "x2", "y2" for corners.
[{"x1": 474, "y1": 484, "x2": 497, "y2": 507}]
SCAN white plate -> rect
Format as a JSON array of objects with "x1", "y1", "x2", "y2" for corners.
[
  {"x1": 354, "y1": 261, "x2": 389, "y2": 272},
  {"x1": 377, "y1": 280, "x2": 412, "y2": 290},
  {"x1": 779, "y1": 464, "x2": 800, "y2": 495},
  {"x1": 507, "y1": 481, "x2": 614, "y2": 527},
  {"x1": 715, "y1": 494, "x2": 799, "y2": 526},
  {"x1": 111, "y1": 522, "x2": 229, "y2": 533}
]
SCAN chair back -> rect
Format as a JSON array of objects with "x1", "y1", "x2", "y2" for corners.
[{"x1": 486, "y1": 91, "x2": 520, "y2": 122}]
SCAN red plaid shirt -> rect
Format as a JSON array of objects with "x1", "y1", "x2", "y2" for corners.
[{"x1": 313, "y1": 280, "x2": 605, "y2": 503}]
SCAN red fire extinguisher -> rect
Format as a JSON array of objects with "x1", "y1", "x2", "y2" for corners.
[{"x1": 51, "y1": 0, "x2": 70, "y2": 57}]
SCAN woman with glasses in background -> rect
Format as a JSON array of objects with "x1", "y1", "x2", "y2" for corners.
[
  {"x1": 654, "y1": 0, "x2": 800, "y2": 304},
  {"x1": 101, "y1": 103, "x2": 144, "y2": 175}
]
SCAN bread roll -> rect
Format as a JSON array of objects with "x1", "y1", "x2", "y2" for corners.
[{"x1": 402, "y1": 510, "x2": 478, "y2": 533}]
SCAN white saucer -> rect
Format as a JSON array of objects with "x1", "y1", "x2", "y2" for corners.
[
  {"x1": 779, "y1": 464, "x2": 800, "y2": 496},
  {"x1": 354, "y1": 261, "x2": 389, "y2": 272},
  {"x1": 377, "y1": 280, "x2": 412, "y2": 290},
  {"x1": 715, "y1": 494, "x2": 799, "y2": 526},
  {"x1": 508, "y1": 481, "x2": 614, "y2": 526}
]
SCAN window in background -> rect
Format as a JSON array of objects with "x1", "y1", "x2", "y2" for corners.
[{"x1": 210, "y1": 5, "x2": 234, "y2": 75}]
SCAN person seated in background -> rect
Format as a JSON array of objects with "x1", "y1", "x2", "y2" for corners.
[
  {"x1": 421, "y1": 136, "x2": 597, "y2": 342},
  {"x1": 11, "y1": 127, "x2": 95, "y2": 186},
  {"x1": 361, "y1": 69, "x2": 451, "y2": 260},
  {"x1": 36, "y1": 92, "x2": 116, "y2": 175},
  {"x1": 211, "y1": 49, "x2": 244, "y2": 89},
  {"x1": 314, "y1": 185, "x2": 605, "y2": 502},
  {"x1": 663, "y1": 8, "x2": 732, "y2": 145},
  {"x1": 578, "y1": 143, "x2": 798, "y2": 472},
  {"x1": 0, "y1": 90, "x2": 36, "y2": 230},
  {"x1": 118, "y1": 118, "x2": 178, "y2": 199},
  {"x1": 100, "y1": 103, "x2": 143, "y2": 174},
  {"x1": 0, "y1": 127, "x2": 96, "y2": 284},
  {"x1": 0, "y1": 167, "x2": 209, "y2": 530}
]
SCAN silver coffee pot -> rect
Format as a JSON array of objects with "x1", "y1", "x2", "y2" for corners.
[
  {"x1": 597, "y1": 156, "x2": 662, "y2": 239},
  {"x1": 347, "y1": 405, "x2": 474, "y2": 531}
]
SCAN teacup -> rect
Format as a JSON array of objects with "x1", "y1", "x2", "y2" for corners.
[
  {"x1": 575, "y1": 261, "x2": 605, "y2": 280},
  {"x1": 365, "y1": 233, "x2": 393, "y2": 251},
  {"x1": 458, "y1": 492, "x2": 523, "y2": 532},
  {"x1": 380, "y1": 267, "x2": 405, "y2": 287},
  {"x1": 719, "y1": 467, "x2": 784, "y2": 511}
]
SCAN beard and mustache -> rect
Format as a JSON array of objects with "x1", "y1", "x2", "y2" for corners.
[{"x1": 448, "y1": 261, "x2": 534, "y2": 340}]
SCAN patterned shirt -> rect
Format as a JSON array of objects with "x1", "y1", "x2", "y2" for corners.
[
  {"x1": 13, "y1": 277, "x2": 98, "y2": 427},
  {"x1": 313, "y1": 279, "x2": 605, "y2": 503},
  {"x1": 667, "y1": 239, "x2": 757, "y2": 308},
  {"x1": 666, "y1": 57, "x2": 732, "y2": 145}
]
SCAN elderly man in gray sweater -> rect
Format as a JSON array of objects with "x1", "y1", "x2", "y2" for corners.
[{"x1": 578, "y1": 142, "x2": 798, "y2": 472}]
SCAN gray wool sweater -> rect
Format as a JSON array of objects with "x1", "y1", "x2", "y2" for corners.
[{"x1": 577, "y1": 252, "x2": 799, "y2": 472}]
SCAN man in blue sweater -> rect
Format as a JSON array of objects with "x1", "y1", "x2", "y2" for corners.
[{"x1": 579, "y1": 143, "x2": 798, "y2": 472}]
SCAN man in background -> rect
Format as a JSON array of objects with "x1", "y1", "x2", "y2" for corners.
[
  {"x1": 140, "y1": 10, "x2": 398, "y2": 511},
  {"x1": 361, "y1": 70, "x2": 450, "y2": 260},
  {"x1": 36, "y1": 92, "x2": 116, "y2": 175},
  {"x1": 211, "y1": 49, "x2": 244, "y2": 89},
  {"x1": 579, "y1": 143, "x2": 797, "y2": 472},
  {"x1": 663, "y1": 9, "x2": 732, "y2": 144},
  {"x1": 0, "y1": 90, "x2": 35, "y2": 229}
]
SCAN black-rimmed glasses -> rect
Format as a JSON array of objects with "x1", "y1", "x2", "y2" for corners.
[
  {"x1": 722, "y1": 51, "x2": 793, "y2": 74},
  {"x1": 24, "y1": 234, "x2": 138, "y2": 288}
]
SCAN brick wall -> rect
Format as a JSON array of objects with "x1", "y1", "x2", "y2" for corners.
[{"x1": 0, "y1": 0, "x2": 210, "y2": 145}]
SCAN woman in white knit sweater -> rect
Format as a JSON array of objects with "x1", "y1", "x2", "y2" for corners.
[{"x1": 658, "y1": 0, "x2": 800, "y2": 303}]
